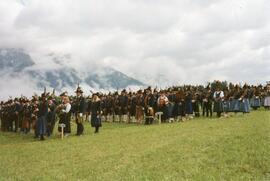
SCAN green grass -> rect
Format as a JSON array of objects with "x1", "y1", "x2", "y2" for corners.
[{"x1": 0, "y1": 110, "x2": 270, "y2": 181}]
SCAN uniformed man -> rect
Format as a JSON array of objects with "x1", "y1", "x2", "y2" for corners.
[
  {"x1": 36, "y1": 93, "x2": 49, "y2": 140},
  {"x1": 157, "y1": 91, "x2": 169, "y2": 123},
  {"x1": 47, "y1": 96, "x2": 56, "y2": 137},
  {"x1": 144, "y1": 87, "x2": 155, "y2": 125},
  {"x1": 118, "y1": 89, "x2": 129, "y2": 123},
  {"x1": 74, "y1": 87, "x2": 87, "y2": 136},
  {"x1": 213, "y1": 84, "x2": 224, "y2": 118}
]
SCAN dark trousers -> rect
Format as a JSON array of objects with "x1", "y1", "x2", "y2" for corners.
[
  {"x1": 95, "y1": 126, "x2": 99, "y2": 133},
  {"x1": 159, "y1": 105, "x2": 168, "y2": 122},
  {"x1": 8, "y1": 118, "x2": 14, "y2": 132},
  {"x1": 0, "y1": 117, "x2": 3, "y2": 131},
  {"x1": 14, "y1": 115, "x2": 19, "y2": 132},
  {"x1": 203, "y1": 102, "x2": 212, "y2": 117},
  {"x1": 58, "y1": 114, "x2": 71, "y2": 134},
  {"x1": 76, "y1": 115, "x2": 84, "y2": 135},
  {"x1": 76, "y1": 122, "x2": 84, "y2": 135},
  {"x1": 145, "y1": 118, "x2": 154, "y2": 125},
  {"x1": 37, "y1": 116, "x2": 47, "y2": 136},
  {"x1": 46, "y1": 120, "x2": 55, "y2": 136}
]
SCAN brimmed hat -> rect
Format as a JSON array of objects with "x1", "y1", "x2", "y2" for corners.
[
  {"x1": 60, "y1": 91, "x2": 68, "y2": 97},
  {"x1": 121, "y1": 89, "x2": 127, "y2": 93},
  {"x1": 48, "y1": 96, "x2": 55, "y2": 100},
  {"x1": 32, "y1": 95, "x2": 38, "y2": 101},
  {"x1": 75, "y1": 87, "x2": 83, "y2": 94}
]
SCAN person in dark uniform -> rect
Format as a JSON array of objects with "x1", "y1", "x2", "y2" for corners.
[
  {"x1": 74, "y1": 87, "x2": 87, "y2": 136},
  {"x1": 118, "y1": 89, "x2": 129, "y2": 123},
  {"x1": 21, "y1": 99, "x2": 31, "y2": 134},
  {"x1": 167, "y1": 90, "x2": 176, "y2": 122},
  {"x1": 91, "y1": 93, "x2": 102, "y2": 133},
  {"x1": 0, "y1": 101, "x2": 8, "y2": 132},
  {"x1": 14, "y1": 98, "x2": 23, "y2": 132},
  {"x1": 13, "y1": 98, "x2": 19, "y2": 132},
  {"x1": 46, "y1": 96, "x2": 56, "y2": 137},
  {"x1": 152, "y1": 88, "x2": 159, "y2": 114},
  {"x1": 0, "y1": 101, "x2": 3, "y2": 131},
  {"x1": 250, "y1": 87, "x2": 261, "y2": 110},
  {"x1": 128, "y1": 92, "x2": 137, "y2": 123},
  {"x1": 57, "y1": 95, "x2": 72, "y2": 136},
  {"x1": 135, "y1": 90, "x2": 145, "y2": 124},
  {"x1": 103, "y1": 93, "x2": 114, "y2": 122},
  {"x1": 213, "y1": 86, "x2": 224, "y2": 118},
  {"x1": 113, "y1": 92, "x2": 119, "y2": 122},
  {"x1": 100, "y1": 95, "x2": 106, "y2": 122},
  {"x1": 157, "y1": 91, "x2": 169, "y2": 123},
  {"x1": 31, "y1": 97, "x2": 39, "y2": 135},
  {"x1": 144, "y1": 87, "x2": 155, "y2": 125},
  {"x1": 202, "y1": 88, "x2": 213, "y2": 117},
  {"x1": 175, "y1": 89, "x2": 186, "y2": 121},
  {"x1": 36, "y1": 93, "x2": 49, "y2": 141},
  {"x1": 86, "y1": 95, "x2": 92, "y2": 122},
  {"x1": 185, "y1": 88, "x2": 193, "y2": 120},
  {"x1": 1, "y1": 102, "x2": 5, "y2": 131},
  {"x1": 192, "y1": 93, "x2": 200, "y2": 117},
  {"x1": 7, "y1": 99, "x2": 15, "y2": 132}
]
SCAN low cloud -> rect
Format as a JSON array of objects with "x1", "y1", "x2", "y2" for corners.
[{"x1": 0, "y1": 0, "x2": 269, "y2": 96}]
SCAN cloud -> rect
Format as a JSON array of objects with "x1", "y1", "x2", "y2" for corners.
[
  {"x1": 0, "y1": 0, "x2": 270, "y2": 90},
  {"x1": 0, "y1": 74, "x2": 39, "y2": 100}
]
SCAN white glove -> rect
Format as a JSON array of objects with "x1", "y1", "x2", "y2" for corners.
[{"x1": 79, "y1": 113, "x2": 83, "y2": 117}]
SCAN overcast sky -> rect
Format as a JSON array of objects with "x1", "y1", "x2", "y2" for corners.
[{"x1": 0, "y1": 0, "x2": 270, "y2": 86}]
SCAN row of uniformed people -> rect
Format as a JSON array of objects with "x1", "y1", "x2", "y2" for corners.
[
  {"x1": 0, "y1": 95, "x2": 57, "y2": 140},
  {"x1": 0, "y1": 87, "x2": 102, "y2": 141},
  {"x1": 94, "y1": 85, "x2": 270, "y2": 122},
  {"x1": 73, "y1": 84, "x2": 270, "y2": 123},
  {"x1": 1, "y1": 83, "x2": 270, "y2": 139}
]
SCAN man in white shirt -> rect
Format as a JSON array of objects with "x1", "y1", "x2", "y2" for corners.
[
  {"x1": 213, "y1": 86, "x2": 224, "y2": 117},
  {"x1": 157, "y1": 91, "x2": 169, "y2": 122}
]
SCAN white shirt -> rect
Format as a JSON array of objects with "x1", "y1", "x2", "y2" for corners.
[
  {"x1": 213, "y1": 91, "x2": 224, "y2": 99},
  {"x1": 62, "y1": 103, "x2": 71, "y2": 113},
  {"x1": 157, "y1": 95, "x2": 169, "y2": 105}
]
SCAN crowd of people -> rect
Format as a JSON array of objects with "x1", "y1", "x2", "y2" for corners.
[{"x1": 0, "y1": 81, "x2": 270, "y2": 141}]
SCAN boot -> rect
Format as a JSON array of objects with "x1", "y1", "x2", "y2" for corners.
[{"x1": 40, "y1": 134, "x2": 45, "y2": 141}]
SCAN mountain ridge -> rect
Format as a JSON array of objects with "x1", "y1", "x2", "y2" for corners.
[{"x1": 0, "y1": 48, "x2": 145, "y2": 92}]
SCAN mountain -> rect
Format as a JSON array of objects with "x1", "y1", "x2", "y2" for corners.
[
  {"x1": 85, "y1": 67, "x2": 144, "y2": 89},
  {"x1": 0, "y1": 49, "x2": 144, "y2": 93},
  {"x1": 25, "y1": 67, "x2": 82, "y2": 90},
  {"x1": 0, "y1": 48, "x2": 34, "y2": 72}
]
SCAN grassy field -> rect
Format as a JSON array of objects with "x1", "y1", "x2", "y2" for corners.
[{"x1": 0, "y1": 110, "x2": 269, "y2": 181}]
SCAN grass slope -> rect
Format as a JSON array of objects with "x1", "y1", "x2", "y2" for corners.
[{"x1": 0, "y1": 110, "x2": 269, "y2": 181}]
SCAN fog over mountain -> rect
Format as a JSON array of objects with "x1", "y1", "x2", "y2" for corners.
[{"x1": 0, "y1": 49, "x2": 144, "y2": 99}]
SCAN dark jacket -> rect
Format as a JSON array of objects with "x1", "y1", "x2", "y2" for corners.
[
  {"x1": 75, "y1": 96, "x2": 87, "y2": 114},
  {"x1": 91, "y1": 100, "x2": 101, "y2": 127},
  {"x1": 37, "y1": 102, "x2": 48, "y2": 117}
]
